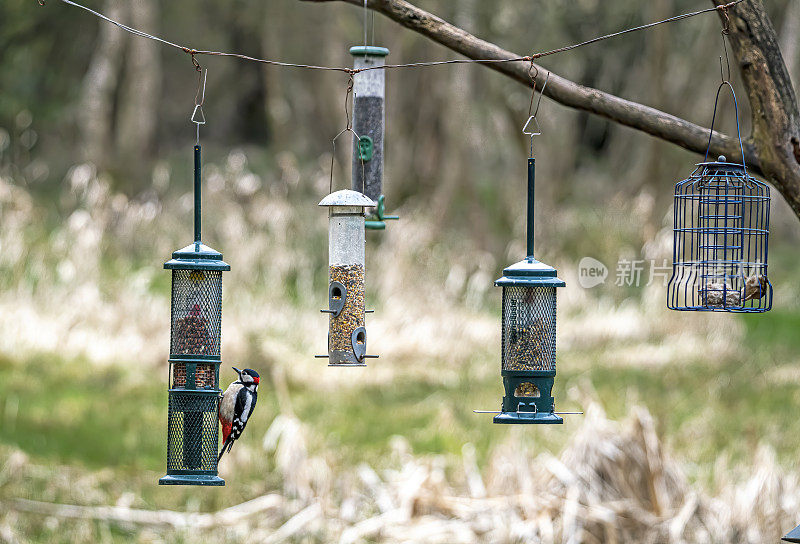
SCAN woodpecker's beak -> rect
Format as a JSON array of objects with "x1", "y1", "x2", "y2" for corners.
[{"x1": 232, "y1": 367, "x2": 242, "y2": 376}]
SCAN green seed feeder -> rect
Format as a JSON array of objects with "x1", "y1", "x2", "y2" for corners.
[
  {"x1": 349, "y1": 46, "x2": 398, "y2": 230},
  {"x1": 159, "y1": 145, "x2": 229, "y2": 486},
  {"x1": 493, "y1": 158, "x2": 565, "y2": 424},
  {"x1": 318, "y1": 189, "x2": 378, "y2": 366}
]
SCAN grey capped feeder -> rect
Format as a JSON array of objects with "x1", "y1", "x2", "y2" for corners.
[
  {"x1": 159, "y1": 145, "x2": 229, "y2": 486},
  {"x1": 349, "y1": 46, "x2": 397, "y2": 230},
  {"x1": 319, "y1": 189, "x2": 378, "y2": 366}
]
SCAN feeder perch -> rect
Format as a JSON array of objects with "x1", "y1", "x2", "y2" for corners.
[
  {"x1": 349, "y1": 46, "x2": 397, "y2": 230},
  {"x1": 494, "y1": 158, "x2": 565, "y2": 424},
  {"x1": 160, "y1": 145, "x2": 229, "y2": 486},
  {"x1": 667, "y1": 84, "x2": 771, "y2": 313},
  {"x1": 319, "y1": 189, "x2": 377, "y2": 366}
]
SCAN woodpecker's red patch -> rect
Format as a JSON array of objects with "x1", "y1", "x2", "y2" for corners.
[
  {"x1": 221, "y1": 420, "x2": 232, "y2": 443},
  {"x1": 253, "y1": 376, "x2": 260, "y2": 384}
]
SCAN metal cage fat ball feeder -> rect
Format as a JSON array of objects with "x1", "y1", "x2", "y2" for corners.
[
  {"x1": 349, "y1": 46, "x2": 398, "y2": 230},
  {"x1": 667, "y1": 81, "x2": 771, "y2": 313},
  {"x1": 317, "y1": 189, "x2": 378, "y2": 366},
  {"x1": 159, "y1": 98, "x2": 229, "y2": 485}
]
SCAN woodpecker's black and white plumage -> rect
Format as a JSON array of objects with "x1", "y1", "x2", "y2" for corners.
[{"x1": 218, "y1": 367, "x2": 259, "y2": 462}]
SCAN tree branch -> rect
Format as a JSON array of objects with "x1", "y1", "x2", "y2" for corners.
[
  {"x1": 301, "y1": 0, "x2": 759, "y2": 174},
  {"x1": 715, "y1": 0, "x2": 800, "y2": 216},
  {"x1": 302, "y1": 0, "x2": 800, "y2": 222}
]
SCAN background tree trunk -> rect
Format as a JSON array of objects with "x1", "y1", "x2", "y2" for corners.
[{"x1": 79, "y1": 0, "x2": 126, "y2": 170}]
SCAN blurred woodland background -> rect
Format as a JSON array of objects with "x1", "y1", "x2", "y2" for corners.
[{"x1": 2, "y1": 0, "x2": 800, "y2": 542}]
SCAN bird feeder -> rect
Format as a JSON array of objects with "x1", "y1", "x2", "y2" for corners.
[
  {"x1": 349, "y1": 46, "x2": 397, "y2": 230},
  {"x1": 159, "y1": 145, "x2": 228, "y2": 486},
  {"x1": 493, "y1": 158, "x2": 565, "y2": 424},
  {"x1": 667, "y1": 83, "x2": 771, "y2": 313},
  {"x1": 318, "y1": 189, "x2": 377, "y2": 366}
]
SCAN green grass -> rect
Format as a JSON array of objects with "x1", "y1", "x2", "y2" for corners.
[{"x1": 2, "y1": 304, "x2": 800, "y2": 523}]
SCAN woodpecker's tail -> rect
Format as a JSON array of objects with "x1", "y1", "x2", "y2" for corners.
[{"x1": 217, "y1": 437, "x2": 235, "y2": 463}]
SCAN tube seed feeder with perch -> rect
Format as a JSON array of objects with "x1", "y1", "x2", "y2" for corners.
[
  {"x1": 317, "y1": 189, "x2": 378, "y2": 366},
  {"x1": 349, "y1": 45, "x2": 398, "y2": 230},
  {"x1": 160, "y1": 75, "x2": 228, "y2": 486}
]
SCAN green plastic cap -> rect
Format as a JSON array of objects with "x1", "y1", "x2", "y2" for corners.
[
  {"x1": 349, "y1": 46, "x2": 390, "y2": 57},
  {"x1": 164, "y1": 242, "x2": 231, "y2": 271}
]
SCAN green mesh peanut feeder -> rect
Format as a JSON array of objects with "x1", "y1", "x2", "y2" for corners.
[
  {"x1": 349, "y1": 46, "x2": 398, "y2": 230},
  {"x1": 494, "y1": 159, "x2": 565, "y2": 424},
  {"x1": 159, "y1": 145, "x2": 229, "y2": 486},
  {"x1": 317, "y1": 189, "x2": 378, "y2": 366}
]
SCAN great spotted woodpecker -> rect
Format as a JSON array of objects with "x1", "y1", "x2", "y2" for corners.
[{"x1": 218, "y1": 367, "x2": 259, "y2": 462}]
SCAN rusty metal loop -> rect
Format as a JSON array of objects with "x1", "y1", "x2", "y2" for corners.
[{"x1": 718, "y1": 5, "x2": 731, "y2": 35}]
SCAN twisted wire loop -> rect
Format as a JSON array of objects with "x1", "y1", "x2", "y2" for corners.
[{"x1": 718, "y1": 4, "x2": 731, "y2": 35}]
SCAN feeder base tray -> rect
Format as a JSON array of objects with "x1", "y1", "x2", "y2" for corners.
[
  {"x1": 493, "y1": 411, "x2": 563, "y2": 425},
  {"x1": 328, "y1": 362, "x2": 367, "y2": 367},
  {"x1": 159, "y1": 474, "x2": 225, "y2": 486}
]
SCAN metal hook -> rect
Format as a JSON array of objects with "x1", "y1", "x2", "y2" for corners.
[
  {"x1": 523, "y1": 71, "x2": 549, "y2": 157},
  {"x1": 532, "y1": 71, "x2": 549, "y2": 119},
  {"x1": 191, "y1": 68, "x2": 207, "y2": 145}
]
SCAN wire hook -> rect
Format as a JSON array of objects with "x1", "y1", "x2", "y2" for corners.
[
  {"x1": 191, "y1": 68, "x2": 208, "y2": 145},
  {"x1": 329, "y1": 75, "x2": 364, "y2": 194},
  {"x1": 523, "y1": 70, "x2": 549, "y2": 157}
]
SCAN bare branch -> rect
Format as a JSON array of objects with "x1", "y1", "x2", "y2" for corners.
[{"x1": 301, "y1": 0, "x2": 760, "y2": 175}]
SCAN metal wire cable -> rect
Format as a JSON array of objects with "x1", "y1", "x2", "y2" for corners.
[{"x1": 46, "y1": 0, "x2": 745, "y2": 76}]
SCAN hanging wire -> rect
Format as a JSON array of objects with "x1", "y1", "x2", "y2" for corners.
[
  {"x1": 44, "y1": 0, "x2": 745, "y2": 76},
  {"x1": 329, "y1": 74, "x2": 366, "y2": 195},
  {"x1": 719, "y1": 32, "x2": 731, "y2": 83},
  {"x1": 363, "y1": 0, "x2": 368, "y2": 50}
]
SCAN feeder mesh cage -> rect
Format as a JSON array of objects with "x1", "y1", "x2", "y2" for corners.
[
  {"x1": 668, "y1": 158, "x2": 771, "y2": 312},
  {"x1": 166, "y1": 392, "x2": 220, "y2": 471},
  {"x1": 501, "y1": 286, "x2": 556, "y2": 372},
  {"x1": 170, "y1": 269, "x2": 222, "y2": 388}
]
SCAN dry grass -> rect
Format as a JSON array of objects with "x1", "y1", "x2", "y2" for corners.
[
  {"x1": 2, "y1": 402, "x2": 798, "y2": 543},
  {"x1": 2, "y1": 157, "x2": 799, "y2": 543}
]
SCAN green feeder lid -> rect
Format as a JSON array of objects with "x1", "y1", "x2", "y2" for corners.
[
  {"x1": 349, "y1": 46, "x2": 390, "y2": 57},
  {"x1": 164, "y1": 242, "x2": 230, "y2": 271},
  {"x1": 495, "y1": 257, "x2": 566, "y2": 287}
]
